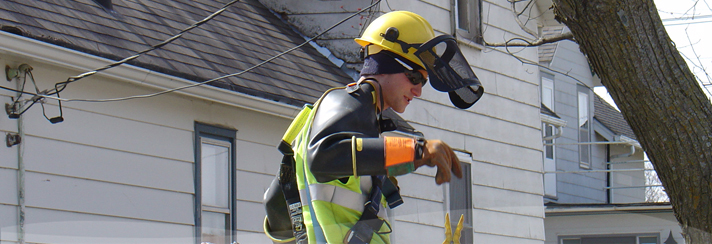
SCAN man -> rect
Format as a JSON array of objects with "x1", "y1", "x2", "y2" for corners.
[{"x1": 264, "y1": 11, "x2": 483, "y2": 244}]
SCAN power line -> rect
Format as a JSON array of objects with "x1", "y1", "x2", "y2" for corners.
[
  {"x1": 664, "y1": 19, "x2": 712, "y2": 26},
  {"x1": 50, "y1": 0, "x2": 241, "y2": 96},
  {"x1": 661, "y1": 14, "x2": 712, "y2": 22},
  {"x1": 36, "y1": 0, "x2": 382, "y2": 103}
]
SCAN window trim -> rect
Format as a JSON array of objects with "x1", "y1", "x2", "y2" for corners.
[
  {"x1": 445, "y1": 151, "x2": 473, "y2": 244},
  {"x1": 577, "y1": 88, "x2": 591, "y2": 169},
  {"x1": 543, "y1": 123, "x2": 557, "y2": 198},
  {"x1": 454, "y1": 0, "x2": 483, "y2": 45},
  {"x1": 194, "y1": 122, "x2": 237, "y2": 244},
  {"x1": 541, "y1": 75, "x2": 555, "y2": 110}
]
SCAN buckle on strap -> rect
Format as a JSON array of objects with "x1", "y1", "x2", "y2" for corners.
[
  {"x1": 344, "y1": 175, "x2": 392, "y2": 244},
  {"x1": 381, "y1": 178, "x2": 403, "y2": 209}
]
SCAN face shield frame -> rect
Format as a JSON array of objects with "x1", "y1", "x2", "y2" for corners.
[{"x1": 414, "y1": 35, "x2": 484, "y2": 109}]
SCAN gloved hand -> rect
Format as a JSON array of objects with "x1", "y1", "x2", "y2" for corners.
[{"x1": 413, "y1": 140, "x2": 463, "y2": 185}]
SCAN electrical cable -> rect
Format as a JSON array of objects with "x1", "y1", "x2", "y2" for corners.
[
  {"x1": 37, "y1": 0, "x2": 382, "y2": 103},
  {"x1": 48, "y1": 0, "x2": 241, "y2": 96}
]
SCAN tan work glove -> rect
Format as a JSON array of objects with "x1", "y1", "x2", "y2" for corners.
[{"x1": 413, "y1": 139, "x2": 463, "y2": 185}]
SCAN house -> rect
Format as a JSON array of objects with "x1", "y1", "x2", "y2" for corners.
[
  {"x1": 259, "y1": 0, "x2": 555, "y2": 243},
  {"x1": 0, "y1": 0, "x2": 354, "y2": 243},
  {"x1": 1, "y1": 0, "x2": 555, "y2": 243},
  {"x1": 536, "y1": 16, "x2": 685, "y2": 244}
]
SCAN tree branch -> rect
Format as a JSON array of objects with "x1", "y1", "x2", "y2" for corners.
[
  {"x1": 485, "y1": 32, "x2": 574, "y2": 47},
  {"x1": 509, "y1": 0, "x2": 538, "y2": 38}
]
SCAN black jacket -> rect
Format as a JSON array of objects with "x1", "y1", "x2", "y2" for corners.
[{"x1": 307, "y1": 80, "x2": 390, "y2": 183}]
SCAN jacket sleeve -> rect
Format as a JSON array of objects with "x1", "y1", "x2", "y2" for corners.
[{"x1": 306, "y1": 83, "x2": 421, "y2": 183}]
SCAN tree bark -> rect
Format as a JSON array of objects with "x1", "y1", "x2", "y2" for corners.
[{"x1": 551, "y1": 0, "x2": 712, "y2": 243}]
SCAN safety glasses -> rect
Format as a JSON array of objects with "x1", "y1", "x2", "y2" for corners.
[{"x1": 404, "y1": 69, "x2": 427, "y2": 86}]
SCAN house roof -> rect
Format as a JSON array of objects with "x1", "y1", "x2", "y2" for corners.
[
  {"x1": 545, "y1": 202, "x2": 672, "y2": 216},
  {"x1": 0, "y1": 0, "x2": 354, "y2": 107},
  {"x1": 593, "y1": 94, "x2": 637, "y2": 140},
  {"x1": 540, "y1": 103, "x2": 560, "y2": 119}
]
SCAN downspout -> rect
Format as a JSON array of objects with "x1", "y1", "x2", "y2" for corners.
[
  {"x1": 610, "y1": 135, "x2": 637, "y2": 159},
  {"x1": 611, "y1": 144, "x2": 636, "y2": 159},
  {"x1": 542, "y1": 125, "x2": 564, "y2": 141}
]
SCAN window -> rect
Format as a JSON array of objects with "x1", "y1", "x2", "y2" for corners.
[
  {"x1": 542, "y1": 76, "x2": 554, "y2": 110},
  {"x1": 578, "y1": 89, "x2": 591, "y2": 169},
  {"x1": 194, "y1": 123, "x2": 237, "y2": 244},
  {"x1": 541, "y1": 75, "x2": 557, "y2": 197},
  {"x1": 543, "y1": 123, "x2": 557, "y2": 197},
  {"x1": 455, "y1": 0, "x2": 483, "y2": 44},
  {"x1": 449, "y1": 161, "x2": 473, "y2": 244}
]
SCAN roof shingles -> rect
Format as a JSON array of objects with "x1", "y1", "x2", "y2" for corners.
[
  {"x1": 594, "y1": 94, "x2": 637, "y2": 140},
  {"x1": 0, "y1": 0, "x2": 352, "y2": 106}
]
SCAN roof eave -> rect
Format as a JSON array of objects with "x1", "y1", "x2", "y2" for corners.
[{"x1": 0, "y1": 30, "x2": 302, "y2": 119}]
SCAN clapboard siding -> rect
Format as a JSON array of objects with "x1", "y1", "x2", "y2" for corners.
[
  {"x1": 397, "y1": 172, "x2": 446, "y2": 202},
  {"x1": 475, "y1": 232, "x2": 546, "y2": 244},
  {"x1": 22, "y1": 136, "x2": 194, "y2": 193},
  {"x1": 24, "y1": 172, "x2": 194, "y2": 224},
  {"x1": 236, "y1": 170, "x2": 275, "y2": 203},
  {"x1": 0, "y1": 204, "x2": 19, "y2": 241},
  {"x1": 471, "y1": 161, "x2": 543, "y2": 195},
  {"x1": 0, "y1": 169, "x2": 18, "y2": 205},
  {"x1": 392, "y1": 221, "x2": 445, "y2": 244},
  {"x1": 236, "y1": 200, "x2": 266, "y2": 233},
  {"x1": 483, "y1": 0, "x2": 541, "y2": 39},
  {"x1": 24, "y1": 208, "x2": 193, "y2": 244},
  {"x1": 392, "y1": 196, "x2": 446, "y2": 227},
  {"x1": 411, "y1": 116, "x2": 542, "y2": 153},
  {"x1": 473, "y1": 208, "x2": 545, "y2": 240},
  {"x1": 236, "y1": 230, "x2": 272, "y2": 244},
  {"x1": 19, "y1": 103, "x2": 195, "y2": 163},
  {"x1": 235, "y1": 139, "x2": 282, "y2": 175},
  {"x1": 466, "y1": 138, "x2": 544, "y2": 172},
  {"x1": 0, "y1": 144, "x2": 17, "y2": 170},
  {"x1": 389, "y1": 0, "x2": 548, "y2": 242},
  {"x1": 473, "y1": 185, "x2": 543, "y2": 217}
]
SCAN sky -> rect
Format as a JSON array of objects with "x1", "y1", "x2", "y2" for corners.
[{"x1": 594, "y1": 0, "x2": 712, "y2": 109}]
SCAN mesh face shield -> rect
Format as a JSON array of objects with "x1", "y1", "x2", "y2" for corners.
[{"x1": 415, "y1": 35, "x2": 484, "y2": 109}]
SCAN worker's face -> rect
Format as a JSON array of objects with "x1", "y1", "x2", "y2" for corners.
[{"x1": 380, "y1": 71, "x2": 425, "y2": 113}]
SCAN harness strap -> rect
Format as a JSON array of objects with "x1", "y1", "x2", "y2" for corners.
[{"x1": 344, "y1": 175, "x2": 394, "y2": 244}]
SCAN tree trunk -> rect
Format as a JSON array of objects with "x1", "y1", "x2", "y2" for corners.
[{"x1": 551, "y1": 0, "x2": 712, "y2": 243}]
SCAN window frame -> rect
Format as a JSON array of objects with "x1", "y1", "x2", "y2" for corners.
[
  {"x1": 454, "y1": 0, "x2": 484, "y2": 45},
  {"x1": 446, "y1": 152, "x2": 473, "y2": 244},
  {"x1": 194, "y1": 122, "x2": 237, "y2": 244},
  {"x1": 541, "y1": 73, "x2": 558, "y2": 198},
  {"x1": 577, "y1": 87, "x2": 591, "y2": 169},
  {"x1": 543, "y1": 123, "x2": 557, "y2": 198}
]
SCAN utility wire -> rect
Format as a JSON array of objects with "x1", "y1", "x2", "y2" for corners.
[
  {"x1": 38, "y1": 0, "x2": 382, "y2": 103},
  {"x1": 48, "y1": 0, "x2": 241, "y2": 97}
]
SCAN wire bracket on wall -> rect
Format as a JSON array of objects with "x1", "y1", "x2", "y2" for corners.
[
  {"x1": 6, "y1": 133, "x2": 21, "y2": 147},
  {"x1": 4, "y1": 64, "x2": 64, "y2": 123}
]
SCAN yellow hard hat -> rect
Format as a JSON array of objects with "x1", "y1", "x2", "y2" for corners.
[{"x1": 355, "y1": 11, "x2": 435, "y2": 70}]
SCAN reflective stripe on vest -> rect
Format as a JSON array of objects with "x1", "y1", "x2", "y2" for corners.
[{"x1": 302, "y1": 183, "x2": 389, "y2": 220}]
